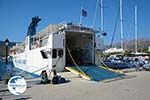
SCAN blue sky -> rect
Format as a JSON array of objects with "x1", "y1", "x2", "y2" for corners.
[{"x1": 0, "y1": 0, "x2": 150, "y2": 45}]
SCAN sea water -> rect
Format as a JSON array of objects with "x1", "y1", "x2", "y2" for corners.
[
  {"x1": 0, "y1": 59, "x2": 13, "y2": 80},
  {"x1": 0, "y1": 59, "x2": 5, "y2": 80},
  {"x1": 0, "y1": 59, "x2": 35, "y2": 81}
]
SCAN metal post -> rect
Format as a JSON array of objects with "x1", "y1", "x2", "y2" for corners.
[
  {"x1": 5, "y1": 38, "x2": 9, "y2": 65},
  {"x1": 94, "y1": 34, "x2": 96, "y2": 64},
  {"x1": 4, "y1": 38, "x2": 9, "y2": 84},
  {"x1": 79, "y1": 7, "x2": 83, "y2": 26},
  {"x1": 5, "y1": 45, "x2": 8, "y2": 65}
]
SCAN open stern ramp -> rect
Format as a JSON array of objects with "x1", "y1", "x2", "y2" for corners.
[{"x1": 65, "y1": 65, "x2": 125, "y2": 82}]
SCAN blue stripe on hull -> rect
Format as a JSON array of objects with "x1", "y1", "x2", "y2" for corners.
[{"x1": 13, "y1": 67, "x2": 40, "y2": 78}]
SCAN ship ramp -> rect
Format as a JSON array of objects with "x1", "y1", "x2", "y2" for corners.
[
  {"x1": 65, "y1": 47, "x2": 126, "y2": 82},
  {"x1": 65, "y1": 65, "x2": 126, "y2": 82}
]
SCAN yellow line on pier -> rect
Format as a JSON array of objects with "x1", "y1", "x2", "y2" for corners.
[{"x1": 65, "y1": 66, "x2": 91, "y2": 81}]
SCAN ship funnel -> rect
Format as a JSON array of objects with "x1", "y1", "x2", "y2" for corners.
[{"x1": 27, "y1": 16, "x2": 41, "y2": 36}]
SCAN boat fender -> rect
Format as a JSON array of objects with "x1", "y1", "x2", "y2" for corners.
[
  {"x1": 35, "y1": 40, "x2": 40, "y2": 48},
  {"x1": 35, "y1": 44, "x2": 39, "y2": 48}
]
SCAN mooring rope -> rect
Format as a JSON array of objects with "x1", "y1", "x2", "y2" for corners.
[
  {"x1": 96, "y1": 53, "x2": 122, "y2": 73},
  {"x1": 66, "y1": 47, "x2": 89, "y2": 76}
]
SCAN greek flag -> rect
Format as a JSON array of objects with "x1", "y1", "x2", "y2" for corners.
[{"x1": 82, "y1": 9, "x2": 87, "y2": 17}]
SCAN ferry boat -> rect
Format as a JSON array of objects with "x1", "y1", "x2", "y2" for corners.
[{"x1": 10, "y1": 16, "x2": 102, "y2": 77}]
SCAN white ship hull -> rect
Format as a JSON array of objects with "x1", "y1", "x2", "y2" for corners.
[
  {"x1": 10, "y1": 22, "x2": 101, "y2": 77},
  {"x1": 12, "y1": 34, "x2": 66, "y2": 77},
  {"x1": 12, "y1": 47, "x2": 52, "y2": 76},
  {"x1": 12, "y1": 47, "x2": 66, "y2": 76}
]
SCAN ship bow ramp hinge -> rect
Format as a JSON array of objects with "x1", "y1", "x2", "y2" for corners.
[{"x1": 65, "y1": 65, "x2": 126, "y2": 82}]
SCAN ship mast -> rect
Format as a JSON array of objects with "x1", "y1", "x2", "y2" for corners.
[
  {"x1": 120, "y1": 0, "x2": 123, "y2": 49},
  {"x1": 100, "y1": 0, "x2": 104, "y2": 50},
  {"x1": 101, "y1": 0, "x2": 104, "y2": 31},
  {"x1": 135, "y1": 5, "x2": 138, "y2": 53}
]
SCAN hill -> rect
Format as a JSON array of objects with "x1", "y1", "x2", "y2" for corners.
[
  {"x1": 125, "y1": 38, "x2": 150, "y2": 52},
  {"x1": 111, "y1": 38, "x2": 150, "y2": 52}
]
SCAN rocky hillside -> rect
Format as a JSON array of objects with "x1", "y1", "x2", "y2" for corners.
[
  {"x1": 112, "y1": 38, "x2": 150, "y2": 52},
  {"x1": 104, "y1": 38, "x2": 150, "y2": 52}
]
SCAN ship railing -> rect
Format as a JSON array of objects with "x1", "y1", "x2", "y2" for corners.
[
  {"x1": 30, "y1": 35, "x2": 48, "y2": 50},
  {"x1": 65, "y1": 24, "x2": 97, "y2": 34}
]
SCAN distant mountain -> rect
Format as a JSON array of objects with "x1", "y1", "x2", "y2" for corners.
[
  {"x1": 124, "y1": 38, "x2": 150, "y2": 52},
  {"x1": 0, "y1": 41, "x2": 17, "y2": 57},
  {"x1": 105, "y1": 38, "x2": 150, "y2": 52}
]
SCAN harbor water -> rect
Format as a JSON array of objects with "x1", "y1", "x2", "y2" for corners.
[{"x1": 0, "y1": 59, "x2": 36, "y2": 81}]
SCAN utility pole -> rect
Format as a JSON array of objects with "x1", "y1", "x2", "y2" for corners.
[
  {"x1": 4, "y1": 38, "x2": 9, "y2": 84},
  {"x1": 120, "y1": 0, "x2": 123, "y2": 49},
  {"x1": 5, "y1": 38, "x2": 9, "y2": 65}
]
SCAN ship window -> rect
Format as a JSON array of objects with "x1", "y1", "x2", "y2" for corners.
[
  {"x1": 41, "y1": 50, "x2": 48, "y2": 59},
  {"x1": 52, "y1": 49, "x2": 57, "y2": 58},
  {"x1": 58, "y1": 49, "x2": 63, "y2": 57},
  {"x1": 46, "y1": 51, "x2": 51, "y2": 58}
]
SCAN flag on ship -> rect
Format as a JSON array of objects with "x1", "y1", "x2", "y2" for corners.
[{"x1": 82, "y1": 9, "x2": 87, "y2": 17}]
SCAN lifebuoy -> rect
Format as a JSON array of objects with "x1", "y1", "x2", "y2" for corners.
[{"x1": 35, "y1": 43, "x2": 39, "y2": 48}]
